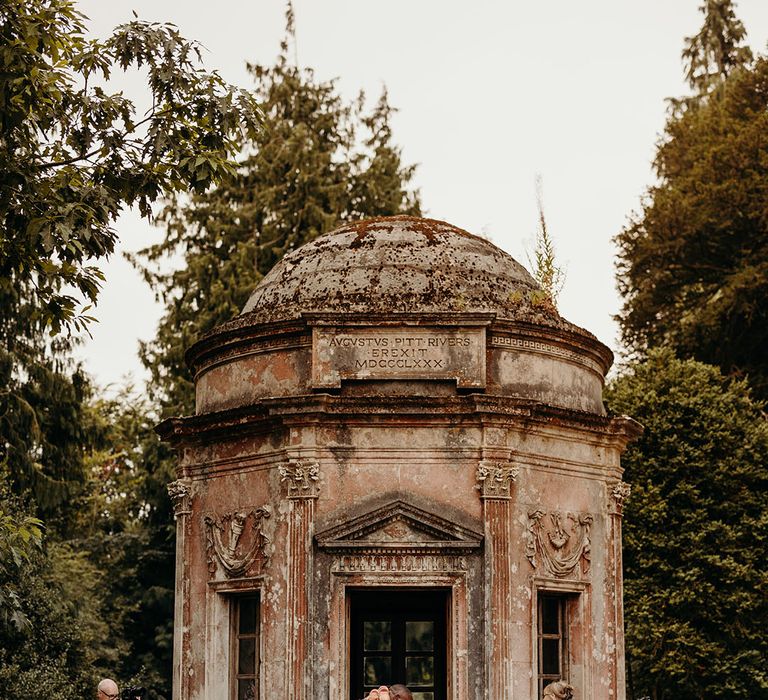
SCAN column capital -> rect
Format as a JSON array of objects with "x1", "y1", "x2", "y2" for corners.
[
  {"x1": 608, "y1": 480, "x2": 631, "y2": 515},
  {"x1": 476, "y1": 460, "x2": 519, "y2": 499},
  {"x1": 279, "y1": 459, "x2": 321, "y2": 498},
  {"x1": 167, "y1": 478, "x2": 193, "y2": 518}
]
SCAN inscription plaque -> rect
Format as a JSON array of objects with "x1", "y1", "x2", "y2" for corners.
[{"x1": 312, "y1": 327, "x2": 485, "y2": 388}]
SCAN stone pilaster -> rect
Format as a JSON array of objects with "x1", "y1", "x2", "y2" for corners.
[
  {"x1": 167, "y1": 478, "x2": 193, "y2": 700},
  {"x1": 477, "y1": 461, "x2": 517, "y2": 699},
  {"x1": 607, "y1": 480, "x2": 631, "y2": 700},
  {"x1": 280, "y1": 460, "x2": 320, "y2": 700}
]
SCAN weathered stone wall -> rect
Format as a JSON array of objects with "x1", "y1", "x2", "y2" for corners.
[{"x1": 163, "y1": 391, "x2": 637, "y2": 699}]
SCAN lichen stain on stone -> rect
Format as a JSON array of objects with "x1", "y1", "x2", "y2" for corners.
[{"x1": 200, "y1": 362, "x2": 231, "y2": 399}]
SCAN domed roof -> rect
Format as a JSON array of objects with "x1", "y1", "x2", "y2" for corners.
[{"x1": 241, "y1": 216, "x2": 562, "y2": 325}]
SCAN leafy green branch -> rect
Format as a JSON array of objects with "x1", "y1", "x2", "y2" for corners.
[{"x1": 0, "y1": 0, "x2": 263, "y2": 338}]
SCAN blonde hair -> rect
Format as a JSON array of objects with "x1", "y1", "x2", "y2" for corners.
[{"x1": 542, "y1": 681, "x2": 574, "y2": 700}]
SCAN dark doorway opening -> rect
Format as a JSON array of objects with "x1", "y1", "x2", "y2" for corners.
[{"x1": 349, "y1": 589, "x2": 448, "y2": 700}]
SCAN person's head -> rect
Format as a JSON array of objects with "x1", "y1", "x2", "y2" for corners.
[
  {"x1": 542, "y1": 681, "x2": 574, "y2": 700},
  {"x1": 97, "y1": 679, "x2": 119, "y2": 700},
  {"x1": 389, "y1": 684, "x2": 413, "y2": 700}
]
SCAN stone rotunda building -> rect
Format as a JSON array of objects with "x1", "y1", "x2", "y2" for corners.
[{"x1": 159, "y1": 216, "x2": 640, "y2": 700}]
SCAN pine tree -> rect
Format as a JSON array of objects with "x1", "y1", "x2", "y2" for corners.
[
  {"x1": 682, "y1": 0, "x2": 752, "y2": 96},
  {"x1": 136, "y1": 35, "x2": 420, "y2": 417},
  {"x1": 616, "y1": 5, "x2": 768, "y2": 399}
]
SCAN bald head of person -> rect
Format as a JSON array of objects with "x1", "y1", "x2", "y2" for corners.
[
  {"x1": 97, "y1": 679, "x2": 119, "y2": 700},
  {"x1": 390, "y1": 684, "x2": 413, "y2": 700}
]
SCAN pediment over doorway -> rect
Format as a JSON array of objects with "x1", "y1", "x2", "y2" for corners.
[{"x1": 315, "y1": 499, "x2": 483, "y2": 555}]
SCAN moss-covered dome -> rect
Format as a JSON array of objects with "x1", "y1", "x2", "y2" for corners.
[{"x1": 241, "y1": 215, "x2": 564, "y2": 326}]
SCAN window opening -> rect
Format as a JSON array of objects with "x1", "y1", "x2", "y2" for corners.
[
  {"x1": 537, "y1": 593, "x2": 569, "y2": 698},
  {"x1": 233, "y1": 595, "x2": 260, "y2": 700}
]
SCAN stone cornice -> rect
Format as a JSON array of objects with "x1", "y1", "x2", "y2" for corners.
[
  {"x1": 156, "y1": 393, "x2": 642, "y2": 448},
  {"x1": 184, "y1": 312, "x2": 613, "y2": 379},
  {"x1": 186, "y1": 318, "x2": 308, "y2": 373}
]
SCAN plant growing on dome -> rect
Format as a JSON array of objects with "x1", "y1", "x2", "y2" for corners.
[{"x1": 527, "y1": 175, "x2": 565, "y2": 310}]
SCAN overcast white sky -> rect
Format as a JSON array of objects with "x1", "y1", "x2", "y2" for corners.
[{"x1": 73, "y1": 0, "x2": 768, "y2": 389}]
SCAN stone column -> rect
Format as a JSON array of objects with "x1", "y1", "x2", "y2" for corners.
[
  {"x1": 477, "y1": 460, "x2": 519, "y2": 700},
  {"x1": 280, "y1": 460, "x2": 320, "y2": 700},
  {"x1": 607, "y1": 480, "x2": 631, "y2": 700},
  {"x1": 167, "y1": 478, "x2": 193, "y2": 700}
]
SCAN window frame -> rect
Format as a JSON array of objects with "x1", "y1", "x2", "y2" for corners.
[
  {"x1": 230, "y1": 593, "x2": 261, "y2": 700},
  {"x1": 536, "y1": 593, "x2": 569, "y2": 697},
  {"x1": 532, "y1": 581, "x2": 587, "y2": 700},
  {"x1": 349, "y1": 588, "x2": 449, "y2": 700}
]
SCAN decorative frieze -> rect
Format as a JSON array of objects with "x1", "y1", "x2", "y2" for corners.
[
  {"x1": 204, "y1": 506, "x2": 271, "y2": 578},
  {"x1": 525, "y1": 508, "x2": 592, "y2": 578},
  {"x1": 489, "y1": 334, "x2": 604, "y2": 374},
  {"x1": 332, "y1": 554, "x2": 469, "y2": 573},
  {"x1": 476, "y1": 461, "x2": 519, "y2": 499},
  {"x1": 279, "y1": 459, "x2": 321, "y2": 498},
  {"x1": 167, "y1": 478, "x2": 193, "y2": 518}
]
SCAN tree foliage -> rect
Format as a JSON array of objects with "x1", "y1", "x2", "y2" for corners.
[
  {"x1": 72, "y1": 387, "x2": 175, "y2": 696},
  {"x1": 682, "y1": 0, "x2": 752, "y2": 96},
  {"x1": 136, "y1": 36, "x2": 420, "y2": 416},
  {"x1": 0, "y1": 490, "x2": 43, "y2": 633},
  {"x1": 0, "y1": 379, "x2": 173, "y2": 698},
  {"x1": 0, "y1": 351, "x2": 93, "y2": 517},
  {"x1": 0, "y1": 0, "x2": 261, "y2": 336},
  {"x1": 0, "y1": 340, "x2": 96, "y2": 668},
  {"x1": 0, "y1": 548, "x2": 92, "y2": 700},
  {"x1": 0, "y1": 1, "x2": 262, "y2": 694},
  {"x1": 605, "y1": 350, "x2": 768, "y2": 699},
  {"x1": 616, "y1": 21, "x2": 768, "y2": 399}
]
